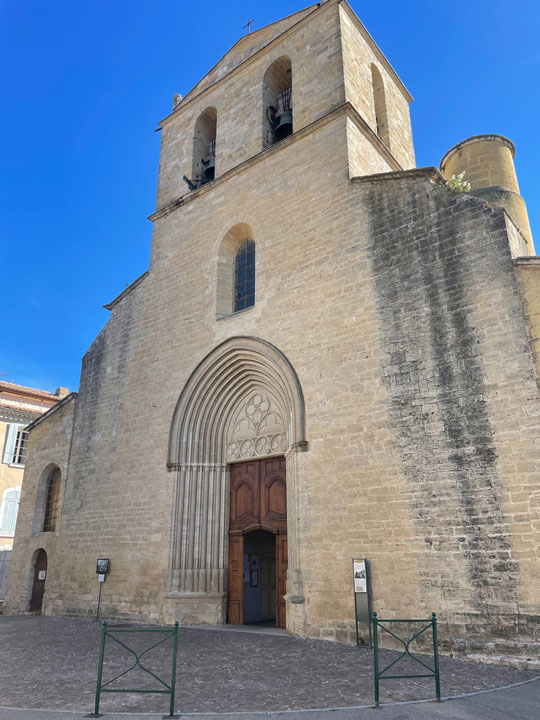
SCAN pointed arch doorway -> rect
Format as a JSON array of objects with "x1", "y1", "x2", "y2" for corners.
[
  {"x1": 227, "y1": 457, "x2": 287, "y2": 627},
  {"x1": 167, "y1": 336, "x2": 306, "y2": 629}
]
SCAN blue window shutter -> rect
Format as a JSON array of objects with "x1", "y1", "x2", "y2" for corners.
[
  {"x1": 0, "y1": 490, "x2": 20, "y2": 533},
  {"x1": 2, "y1": 425, "x2": 18, "y2": 464}
]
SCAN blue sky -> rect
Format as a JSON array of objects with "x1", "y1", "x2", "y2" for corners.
[{"x1": 1, "y1": 0, "x2": 539, "y2": 393}]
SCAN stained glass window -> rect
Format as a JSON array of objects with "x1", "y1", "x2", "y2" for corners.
[{"x1": 234, "y1": 240, "x2": 255, "y2": 312}]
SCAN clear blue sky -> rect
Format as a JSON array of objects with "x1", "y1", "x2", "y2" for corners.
[{"x1": 1, "y1": 1, "x2": 539, "y2": 393}]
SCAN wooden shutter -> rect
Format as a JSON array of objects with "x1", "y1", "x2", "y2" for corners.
[
  {"x1": 2, "y1": 425, "x2": 17, "y2": 464},
  {"x1": 0, "y1": 489, "x2": 20, "y2": 533}
]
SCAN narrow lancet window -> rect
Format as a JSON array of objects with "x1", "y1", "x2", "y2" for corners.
[{"x1": 234, "y1": 240, "x2": 255, "y2": 312}]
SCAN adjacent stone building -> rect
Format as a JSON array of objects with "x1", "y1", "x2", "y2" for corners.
[
  {"x1": 5, "y1": 1, "x2": 540, "y2": 661},
  {"x1": 0, "y1": 382, "x2": 67, "y2": 550}
]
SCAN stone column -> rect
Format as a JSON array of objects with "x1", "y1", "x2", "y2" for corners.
[
  {"x1": 165, "y1": 462, "x2": 229, "y2": 623},
  {"x1": 285, "y1": 444, "x2": 307, "y2": 634}
]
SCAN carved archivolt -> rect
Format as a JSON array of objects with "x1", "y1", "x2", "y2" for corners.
[
  {"x1": 167, "y1": 336, "x2": 306, "y2": 593},
  {"x1": 168, "y1": 336, "x2": 306, "y2": 467}
]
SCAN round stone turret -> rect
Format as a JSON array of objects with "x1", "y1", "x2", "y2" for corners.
[{"x1": 440, "y1": 134, "x2": 534, "y2": 253}]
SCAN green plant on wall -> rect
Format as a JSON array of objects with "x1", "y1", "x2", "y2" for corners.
[{"x1": 444, "y1": 172, "x2": 471, "y2": 193}]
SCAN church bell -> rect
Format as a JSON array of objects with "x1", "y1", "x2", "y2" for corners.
[
  {"x1": 275, "y1": 109, "x2": 293, "y2": 141},
  {"x1": 268, "y1": 87, "x2": 293, "y2": 143},
  {"x1": 202, "y1": 139, "x2": 216, "y2": 184}
]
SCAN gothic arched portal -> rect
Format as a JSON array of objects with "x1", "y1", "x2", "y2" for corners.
[{"x1": 166, "y1": 336, "x2": 306, "y2": 625}]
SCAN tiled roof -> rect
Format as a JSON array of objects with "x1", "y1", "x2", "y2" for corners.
[
  {"x1": 0, "y1": 381, "x2": 60, "y2": 402},
  {"x1": 0, "y1": 402, "x2": 44, "y2": 415}
]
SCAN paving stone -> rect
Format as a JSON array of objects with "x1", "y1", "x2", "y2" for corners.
[{"x1": 0, "y1": 617, "x2": 538, "y2": 715}]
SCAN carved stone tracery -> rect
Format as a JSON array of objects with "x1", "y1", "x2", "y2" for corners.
[{"x1": 226, "y1": 392, "x2": 286, "y2": 461}]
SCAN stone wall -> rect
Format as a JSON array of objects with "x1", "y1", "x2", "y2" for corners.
[
  {"x1": 4, "y1": 396, "x2": 75, "y2": 612},
  {"x1": 339, "y1": 2, "x2": 415, "y2": 169},
  {"x1": 515, "y1": 258, "x2": 540, "y2": 390}
]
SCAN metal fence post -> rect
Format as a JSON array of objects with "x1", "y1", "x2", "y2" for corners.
[
  {"x1": 168, "y1": 621, "x2": 179, "y2": 717},
  {"x1": 93, "y1": 621, "x2": 107, "y2": 716},
  {"x1": 373, "y1": 612, "x2": 380, "y2": 708},
  {"x1": 432, "y1": 613, "x2": 441, "y2": 702}
]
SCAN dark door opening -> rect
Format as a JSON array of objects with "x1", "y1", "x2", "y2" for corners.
[
  {"x1": 243, "y1": 530, "x2": 276, "y2": 625},
  {"x1": 227, "y1": 457, "x2": 288, "y2": 627},
  {"x1": 30, "y1": 549, "x2": 47, "y2": 613}
]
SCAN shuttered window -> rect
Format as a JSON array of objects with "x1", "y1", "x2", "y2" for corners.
[
  {"x1": 2, "y1": 424, "x2": 29, "y2": 466},
  {"x1": 0, "y1": 489, "x2": 21, "y2": 534}
]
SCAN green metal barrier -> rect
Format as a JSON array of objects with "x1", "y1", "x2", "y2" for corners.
[
  {"x1": 372, "y1": 612, "x2": 441, "y2": 708},
  {"x1": 89, "y1": 621, "x2": 179, "y2": 718}
]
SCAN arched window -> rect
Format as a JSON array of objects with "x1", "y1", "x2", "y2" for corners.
[
  {"x1": 216, "y1": 223, "x2": 256, "y2": 318},
  {"x1": 371, "y1": 64, "x2": 391, "y2": 150},
  {"x1": 42, "y1": 467, "x2": 61, "y2": 532},
  {"x1": 190, "y1": 107, "x2": 217, "y2": 189},
  {"x1": 263, "y1": 57, "x2": 292, "y2": 149},
  {"x1": 235, "y1": 240, "x2": 255, "y2": 312}
]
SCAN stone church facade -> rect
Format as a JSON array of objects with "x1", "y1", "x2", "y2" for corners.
[{"x1": 6, "y1": 1, "x2": 540, "y2": 661}]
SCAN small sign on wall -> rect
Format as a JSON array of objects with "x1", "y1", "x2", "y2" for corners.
[
  {"x1": 38, "y1": 570, "x2": 46, "y2": 581},
  {"x1": 96, "y1": 558, "x2": 110, "y2": 576},
  {"x1": 97, "y1": 574, "x2": 106, "y2": 582}
]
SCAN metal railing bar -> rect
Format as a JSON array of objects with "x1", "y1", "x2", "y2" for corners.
[
  {"x1": 379, "y1": 673, "x2": 436, "y2": 680},
  {"x1": 103, "y1": 627, "x2": 174, "y2": 632},
  {"x1": 101, "y1": 688, "x2": 171, "y2": 694},
  {"x1": 375, "y1": 618, "x2": 434, "y2": 623}
]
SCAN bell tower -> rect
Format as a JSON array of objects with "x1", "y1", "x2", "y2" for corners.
[{"x1": 152, "y1": 0, "x2": 416, "y2": 220}]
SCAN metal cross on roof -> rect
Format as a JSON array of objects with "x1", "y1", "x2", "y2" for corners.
[{"x1": 243, "y1": 19, "x2": 254, "y2": 34}]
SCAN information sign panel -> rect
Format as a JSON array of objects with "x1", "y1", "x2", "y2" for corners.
[
  {"x1": 353, "y1": 559, "x2": 367, "y2": 593},
  {"x1": 352, "y1": 558, "x2": 371, "y2": 648}
]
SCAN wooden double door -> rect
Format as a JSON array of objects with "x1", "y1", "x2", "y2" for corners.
[{"x1": 227, "y1": 457, "x2": 287, "y2": 627}]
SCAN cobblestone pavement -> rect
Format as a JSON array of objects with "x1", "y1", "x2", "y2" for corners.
[{"x1": 0, "y1": 616, "x2": 538, "y2": 716}]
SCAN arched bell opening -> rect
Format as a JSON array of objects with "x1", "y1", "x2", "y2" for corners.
[
  {"x1": 262, "y1": 56, "x2": 293, "y2": 149},
  {"x1": 371, "y1": 64, "x2": 390, "y2": 150},
  {"x1": 190, "y1": 106, "x2": 217, "y2": 189}
]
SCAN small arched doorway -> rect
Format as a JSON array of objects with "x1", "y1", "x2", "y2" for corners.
[{"x1": 29, "y1": 549, "x2": 47, "y2": 613}]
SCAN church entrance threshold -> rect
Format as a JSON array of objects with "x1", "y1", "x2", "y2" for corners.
[{"x1": 227, "y1": 458, "x2": 287, "y2": 628}]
